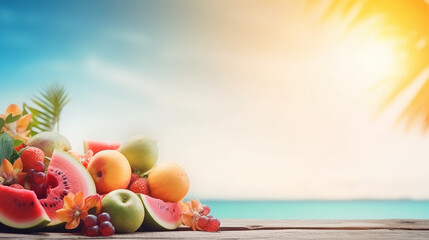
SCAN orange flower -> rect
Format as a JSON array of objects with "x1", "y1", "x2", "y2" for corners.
[
  {"x1": 0, "y1": 104, "x2": 32, "y2": 142},
  {"x1": 56, "y1": 192, "x2": 87, "y2": 229},
  {"x1": 180, "y1": 199, "x2": 204, "y2": 231},
  {"x1": 84, "y1": 194, "x2": 102, "y2": 215},
  {"x1": 56, "y1": 192, "x2": 103, "y2": 229},
  {"x1": 0, "y1": 158, "x2": 26, "y2": 186}
]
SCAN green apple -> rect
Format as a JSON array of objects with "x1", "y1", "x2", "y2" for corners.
[
  {"x1": 101, "y1": 189, "x2": 145, "y2": 233},
  {"x1": 119, "y1": 135, "x2": 158, "y2": 174}
]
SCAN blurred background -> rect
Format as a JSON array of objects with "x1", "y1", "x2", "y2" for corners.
[{"x1": 1, "y1": 0, "x2": 429, "y2": 218}]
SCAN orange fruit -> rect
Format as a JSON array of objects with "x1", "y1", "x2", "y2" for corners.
[
  {"x1": 148, "y1": 162, "x2": 190, "y2": 202},
  {"x1": 87, "y1": 150, "x2": 131, "y2": 194}
]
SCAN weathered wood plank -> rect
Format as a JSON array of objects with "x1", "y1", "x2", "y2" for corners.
[
  {"x1": 219, "y1": 219, "x2": 429, "y2": 230},
  {"x1": 0, "y1": 219, "x2": 428, "y2": 239},
  {"x1": 1, "y1": 229, "x2": 429, "y2": 240}
]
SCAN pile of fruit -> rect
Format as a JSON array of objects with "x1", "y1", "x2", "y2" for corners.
[{"x1": 0, "y1": 104, "x2": 220, "y2": 236}]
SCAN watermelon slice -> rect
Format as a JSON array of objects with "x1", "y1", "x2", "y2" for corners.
[
  {"x1": 40, "y1": 150, "x2": 97, "y2": 226},
  {"x1": 84, "y1": 139, "x2": 121, "y2": 154},
  {"x1": 0, "y1": 185, "x2": 50, "y2": 230},
  {"x1": 137, "y1": 194, "x2": 182, "y2": 231}
]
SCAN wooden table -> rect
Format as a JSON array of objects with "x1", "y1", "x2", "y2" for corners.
[{"x1": 1, "y1": 219, "x2": 429, "y2": 239}]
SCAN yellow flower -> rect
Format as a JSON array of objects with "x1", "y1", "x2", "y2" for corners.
[
  {"x1": 0, "y1": 104, "x2": 32, "y2": 142},
  {"x1": 180, "y1": 199, "x2": 204, "y2": 231},
  {"x1": 0, "y1": 158, "x2": 26, "y2": 186},
  {"x1": 56, "y1": 192, "x2": 87, "y2": 229}
]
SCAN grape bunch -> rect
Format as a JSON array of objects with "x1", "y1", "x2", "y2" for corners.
[
  {"x1": 27, "y1": 161, "x2": 48, "y2": 199},
  {"x1": 197, "y1": 205, "x2": 221, "y2": 232},
  {"x1": 83, "y1": 212, "x2": 115, "y2": 236}
]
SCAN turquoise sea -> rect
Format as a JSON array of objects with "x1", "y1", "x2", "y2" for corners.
[{"x1": 202, "y1": 200, "x2": 429, "y2": 219}]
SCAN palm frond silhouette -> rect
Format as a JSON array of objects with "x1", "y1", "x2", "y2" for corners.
[{"x1": 312, "y1": 0, "x2": 429, "y2": 130}]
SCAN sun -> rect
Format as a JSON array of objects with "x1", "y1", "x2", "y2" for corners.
[
  {"x1": 349, "y1": 39, "x2": 399, "y2": 86},
  {"x1": 321, "y1": 31, "x2": 400, "y2": 97},
  {"x1": 316, "y1": 0, "x2": 429, "y2": 130}
]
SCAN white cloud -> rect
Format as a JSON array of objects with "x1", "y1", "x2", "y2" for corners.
[
  {"x1": 84, "y1": 57, "x2": 173, "y2": 105},
  {"x1": 83, "y1": 56, "x2": 230, "y2": 112}
]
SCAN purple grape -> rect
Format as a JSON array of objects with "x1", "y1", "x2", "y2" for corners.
[
  {"x1": 202, "y1": 205, "x2": 210, "y2": 215},
  {"x1": 206, "y1": 217, "x2": 221, "y2": 232},
  {"x1": 86, "y1": 225, "x2": 99, "y2": 237},
  {"x1": 27, "y1": 169, "x2": 35, "y2": 182},
  {"x1": 99, "y1": 221, "x2": 115, "y2": 236},
  {"x1": 84, "y1": 214, "x2": 98, "y2": 228},
  {"x1": 197, "y1": 215, "x2": 209, "y2": 230},
  {"x1": 30, "y1": 183, "x2": 47, "y2": 199},
  {"x1": 97, "y1": 212, "x2": 111, "y2": 224},
  {"x1": 33, "y1": 172, "x2": 46, "y2": 184}
]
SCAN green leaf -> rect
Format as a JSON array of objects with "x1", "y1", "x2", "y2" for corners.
[
  {"x1": 0, "y1": 118, "x2": 4, "y2": 130},
  {"x1": 5, "y1": 113, "x2": 21, "y2": 123},
  {"x1": 18, "y1": 147, "x2": 27, "y2": 155},
  {"x1": 24, "y1": 82, "x2": 70, "y2": 134},
  {"x1": 35, "y1": 120, "x2": 52, "y2": 130},
  {"x1": 9, "y1": 149, "x2": 20, "y2": 164},
  {"x1": 32, "y1": 99, "x2": 55, "y2": 116},
  {"x1": 13, "y1": 139, "x2": 23, "y2": 148},
  {"x1": 0, "y1": 132, "x2": 14, "y2": 164}
]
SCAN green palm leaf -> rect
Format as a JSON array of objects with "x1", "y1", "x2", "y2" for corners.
[{"x1": 24, "y1": 83, "x2": 70, "y2": 135}]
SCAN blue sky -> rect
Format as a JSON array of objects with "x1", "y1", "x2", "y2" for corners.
[
  {"x1": 2, "y1": 1, "x2": 429, "y2": 200},
  {"x1": 1, "y1": 0, "x2": 182, "y2": 90}
]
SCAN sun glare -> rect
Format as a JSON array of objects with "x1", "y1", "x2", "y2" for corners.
[
  {"x1": 327, "y1": 35, "x2": 400, "y2": 96},
  {"x1": 351, "y1": 40, "x2": 398, "y2": 85},
  {"x1": 317, "y1": 0, "x2": 429, "y2": 130}
]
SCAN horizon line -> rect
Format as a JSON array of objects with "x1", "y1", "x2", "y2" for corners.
[{"x1": 188, "y1": 198, "x2": 429, "y2": 202}]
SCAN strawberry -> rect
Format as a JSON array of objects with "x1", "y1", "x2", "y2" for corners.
[
  {"x1": 21, "y1": 147, "x2": 45, "y2": 172},
  {"x1": 130, "y1": 173, "x2": 140, "y2": 184},
  {"x1": 128, "y1": 177, "x2": 150, "y2": 195}
]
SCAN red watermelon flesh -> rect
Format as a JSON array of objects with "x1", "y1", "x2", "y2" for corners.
[
  {"x1": 137, "y1": 194, "x2": 182, "y2": 231},
  {"x1": 84, "y1": 140, "x2": 121, "y2": 154},
  {"x1": 0, "y1": 184, "x2": 50, "y2": 230},
  {"x1": 39, "y1": 150, "x2": 96, "y2": 226}
]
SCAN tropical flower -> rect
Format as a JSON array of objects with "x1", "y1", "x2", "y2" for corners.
[
  {"x1": 84, "y1": 194, "x2": 102, "y2": 215},
  {"x1": 0, "y1": 104, "x2": 32, "y2": 142},
  {"x1": 56, "y1": 192, "x2": 103, "y2": 229},
  {"x1": 56, "y1": 192, "x2": 87, "y2": 229},
  {"x1": 180, "y1": 199, "x2": 204, "y2": 231},
  {"x1": 0, "y1": 158, "x2": 26, "y2": 186}
]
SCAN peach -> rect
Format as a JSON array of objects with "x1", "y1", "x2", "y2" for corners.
[
  {"x1": 148, "y1": 162, "x2": 190, "y2": 202},
  {"x1": 87, "y1": 150, "x2": 131, "y2": 194}
]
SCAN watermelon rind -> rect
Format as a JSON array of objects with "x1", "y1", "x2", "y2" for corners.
[
  {"x1": 0, "y1": 220, "x2": 50, "y2": 232},
  {"x1": 137, "y1": 194, "x2": 182, "y2": 231},
  {"x1": 0, "y1": 215, "x2": 50, "y2": 231},
  {"x1": 45, "y1": 150, "x2": 97, "y2": 227}
]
